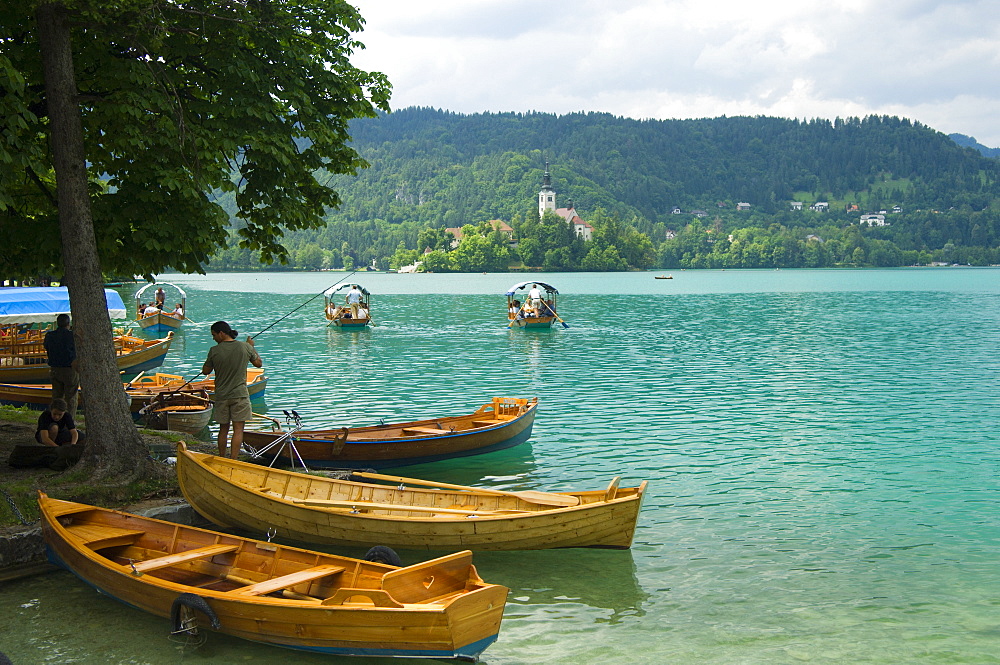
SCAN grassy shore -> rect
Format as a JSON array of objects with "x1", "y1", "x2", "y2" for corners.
[{"x1": 0, "y1": 405, "x2": 204, "y2": 529}]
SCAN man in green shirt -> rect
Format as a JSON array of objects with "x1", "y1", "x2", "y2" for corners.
[{"x1": 202, "y1": 321, "x2": 263, "y2": 459}]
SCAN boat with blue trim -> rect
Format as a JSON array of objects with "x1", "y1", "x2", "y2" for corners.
[
  {"x1": 243, "y1": 397, "x2": 538, "y2": 469},
  {"x1": 505, "y1": 281, "x2": 564, "y2": 329},
  {"x1": 39, "y1": 492, "x2": 507, "y2": 660}
]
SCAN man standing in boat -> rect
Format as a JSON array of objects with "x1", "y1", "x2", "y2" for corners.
[
  {"x1": 346, "y1": 284, "x2": 363, "y2": 318},
  {"x1": 44, "y1": 314, "x2": 79, "y2": 415},
  {"x1": 202, "y1": 321, "x2": 263, "y2": 459},
  {"x1": 527, "y1": 284, "x2": 543, "y2": 315}
]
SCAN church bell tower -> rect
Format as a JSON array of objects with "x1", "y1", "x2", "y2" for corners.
[{"x1": 538, "y1": 162, "x2": 555, "y2": 218}]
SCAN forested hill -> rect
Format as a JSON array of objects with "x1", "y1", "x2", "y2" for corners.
[
  {"x1": 324, "y1": 107, "x2": 1000, "y2": 226},
  {"x1": 208, "y1": 108, "x2": 1000, "y2": 271}
]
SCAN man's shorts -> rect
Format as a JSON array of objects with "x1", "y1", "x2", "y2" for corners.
[{"x1": 215, "y1": 397, "x2": 252, "y2": 424}]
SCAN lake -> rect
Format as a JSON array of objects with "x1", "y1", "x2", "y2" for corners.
[{"x1": 2, "y1": 268, "x2": 999, "y2": 664}]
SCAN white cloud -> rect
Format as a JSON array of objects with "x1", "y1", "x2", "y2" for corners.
[{"x1": 350, "y1": 0, "x2": 1000, "y2": 146}]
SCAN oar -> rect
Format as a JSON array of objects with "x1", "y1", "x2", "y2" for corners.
[
  {"x1": 124, "y1": 371, "x2": 146, "y2": 389},
  {"x1": 506, "y1": 302, "x2": 527, "y2": 329},
  {"x1": 352, "y1": 471, "x2": 580, "y2": 507},
  {"x1": 552, "y1": 311, "x2": 570, "y2": 329}
]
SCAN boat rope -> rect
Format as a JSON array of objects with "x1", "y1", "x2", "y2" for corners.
[{"x1": 0, "y1": 487, "x2": 33, "y2": 526}]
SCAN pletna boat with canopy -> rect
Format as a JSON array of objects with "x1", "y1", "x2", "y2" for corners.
[
  {"x1": 0, "y1": 286, "x2": 171, "y2": 383},
  {"x1": 134, "y1": 282, "x2": 187, "y2": 334},
  {"x1": 505, "y1": 281, "x2": 566, "y2": 329},
  {"x1": 323, "y1": 283, "x2": 371, "y2": 329}
]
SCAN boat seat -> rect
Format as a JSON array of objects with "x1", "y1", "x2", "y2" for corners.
[
  {"x1": 70, "y1": 524, "x2": 146, "y2": 550},
  {"x1": 130, "y1": 544, "x2": 239, "y2": 573},
  {"x1": 471, "y1": 420, "x2": 502, "y2": 427},
  {"x1": 401, "y1": 427, "x2": 448, "y2": 436},
  {"x1": 227, "y1": 564, "x2": 346, "y2": 596},
  {"x1": 291, "y1": 498, "x2": 529, "y2": 516}
]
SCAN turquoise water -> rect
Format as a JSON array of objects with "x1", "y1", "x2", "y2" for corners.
[{"x1": 2, "y1": 268, "x2": 999, "y2": 664}]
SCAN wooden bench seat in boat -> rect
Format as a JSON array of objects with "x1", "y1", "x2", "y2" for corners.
[
  {"x1": 471, "y1": 420, "x2": 503, "y2": 427},
  {"x1": 130, "y1": 544, "x2": 239, "y2": 573},
  {"x1": 401, "y1": 426, "x2": 449, "y2": 436},
  {"x1": 70, "y1": 524, "x2": 146, "y2": 550},
  {"x1": 290, "y1": 498, "x2": 529, "y2": 516},
  {"x1": 227, "y1": 564, "x2": 346, "y2": 596}
]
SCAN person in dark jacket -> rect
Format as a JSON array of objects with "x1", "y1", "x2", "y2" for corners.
[{"x1": 44, "y1": 313, "x2": 78, "y2": 414}]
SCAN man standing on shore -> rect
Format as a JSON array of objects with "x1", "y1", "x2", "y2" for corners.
[
  {"x1": 44, "y1": 314, "x2": 78, "y2": 414},
  {"x1": 202, "y1": 321, "x2": 263, "y2": 459}
]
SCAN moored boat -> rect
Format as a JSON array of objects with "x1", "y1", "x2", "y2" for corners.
[
  {"x1": 0, "y1": 331, "x2": 172, "y2": 383},
  {"x1": 243, "y1": 397, "x2": 538, "y2": 469},
  {"x1": 134, "y1": 282, "x2": 187, "y2": 334},
  {"x1": 140, "y1": 389, "x2": 213, "y2": 434},
  {"x1": 177, "y1": 443, "x2": 647, "y2": 550},
  {"x1": 0, "y1": 368, "x2": 265, "y2": 414},
  {"x1": 323, "y1": 283, "x2": 371, "y2": 329},
  {"x1": 39, "y1": 492, "x2": 507, "y2": 660},
  {"x1": 505, "y1": 281, "x2": 565, "y2": 329}
]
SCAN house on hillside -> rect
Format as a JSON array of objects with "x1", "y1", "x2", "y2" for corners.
[
  {"x1": 445, "y1": 220, "x2": 516, "y2": 248},
  {"x1": 810, "y1": 202, "x2": 829, "y2": 212},
  {"x1": 790, "y1": 201, "x2": 803, "y2": 211},
  {"x1": 859, "y1": 214, "x2": 888, "y2": 227},
  {"x1": 736, "y1": 202, "x2": 751, "y2": 211}
]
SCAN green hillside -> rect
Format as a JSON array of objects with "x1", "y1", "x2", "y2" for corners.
[{"x1": 209, "y1": 108, "x2": 1000, "y2": 270}]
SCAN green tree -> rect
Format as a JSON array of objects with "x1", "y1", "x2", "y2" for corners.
[{"x1": 1, "y1": 0, "x2": 388, "y2": 481}]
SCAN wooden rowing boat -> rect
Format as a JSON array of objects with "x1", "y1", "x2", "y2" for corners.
[
  {"x1": 0, "y1": 331, "x2": 172, "y2": 383},
  {"x1": 135, "y1": 282, "x2": 187, "y2": 334},
  {"x1": 324, "y1": 283, "x2": 371, "y2": 329},
  {"x1": 177, "y1": 443, "x2": 647, "y2": 550},
  {"x1": 0, "y1": 368, "x2": 266, "y2": 414},
  {"x1": 141, "y1": 390, "x2": 213, "y2": 434},
  {"x1": 242, "y1": 397, "x2": 538, "y2": 469},
  {"x1": 39, "y1": 492, "x2": 507, "y2": 660},
  {"x1": 505, "y1": 281, "x2": 562, "y2": 329}
]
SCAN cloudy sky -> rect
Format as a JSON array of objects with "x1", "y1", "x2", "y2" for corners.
[{"x1": 350, "y1": 0, "x2": 1000, "y2": 147}]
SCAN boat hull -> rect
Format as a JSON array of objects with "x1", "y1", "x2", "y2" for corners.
[
  {"x1": 508, "y1": 316, "x2": 554, "y2": 329},
  {"x1": 243, "y1": 398, "x2": 538, "y2": 469},
  {"x1": 136, "y1": 311, "x2": 184, "y2": 334},
  {"x1": 0, "y1": 368, "x2": 265, "y2": 414},
  {"x1": 0, "y1": 333, "x2": 172, "y2": 383},
  {"x1": 39, "y1": 494, "x2": 506, "y2": 660},
  {"x1": 331, "y1": 319, "x2": 370, "y2": 329},
  {"x1": 178, "y1": 445, "x2": 646, "y2": 550}
]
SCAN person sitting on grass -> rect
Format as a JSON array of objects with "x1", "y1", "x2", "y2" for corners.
[{"x1": 35, "y1": 398, "x2": 85, "y2": 447}]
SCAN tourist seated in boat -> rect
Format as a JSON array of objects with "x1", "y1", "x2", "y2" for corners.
[
  {"x1": 356, "y1": 304, "x2": 369, "y2": 319},
  {"x1": 539, "y1": 299, "x2": 556, "y2": 316},
  {"x1": 170, "y1": 303, "x2": 184, "y2": 319},
  {"x1": 35, "y1": 398, "x2": 85, "y2": 446},
  {"x1": 509, "y1": 300, "x2": 522, "y2": 319},
  {"x1": 142, "y1": 303, "x2": 159, "y2": 317}
]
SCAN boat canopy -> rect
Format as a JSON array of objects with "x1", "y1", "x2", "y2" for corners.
[
  {"x1": 135, "y1": 282, "x2": 188, "y2": 302},
  {"x1": 504, "y1": 281, "x2": 559, "y2": 297},
  {"x1": 0, "y1": 286, "x2": 127, "y2": 324},
  {"x1": 324, "y1": 283, "x2": 370, "y2": 297}
]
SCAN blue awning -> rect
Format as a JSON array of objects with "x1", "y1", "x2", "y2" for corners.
[
  {"x1": 0, "y1": 287, "x2": 127, "y2": 324},
  {"x1": 504, "y1": 282, "x2": 559, "y2": 297}
]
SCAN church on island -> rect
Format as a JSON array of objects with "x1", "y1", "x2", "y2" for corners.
[{"x1": 538, "y1": 163, "x2": 593, "y2": 241}]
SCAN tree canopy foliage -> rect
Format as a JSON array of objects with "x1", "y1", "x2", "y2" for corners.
[{"x1": 1, "y1": 0, "x2": 391, "y2": 281}]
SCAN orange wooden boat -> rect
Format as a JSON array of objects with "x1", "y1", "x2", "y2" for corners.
[{"x1": 39, "y1": 492, "x2": 507, "y2": 660}]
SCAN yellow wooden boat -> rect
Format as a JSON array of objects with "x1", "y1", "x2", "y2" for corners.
[
  {"x1": 140, "y1": 389, "x2": 213, "y2": 434},
  {"x1": 0, "y1": 330, "x2": 172, "y2": 383},
  {"x1": 39, "y1": 492, "x2": 507, "y2": 660},
  {"x1": 177, "y1": 443, "x2": 647, "y2": 550}
]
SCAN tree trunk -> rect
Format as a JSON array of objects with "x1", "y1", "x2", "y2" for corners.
[{"x1": 36, "y1": 1, "x2": 149, "y2": 481}]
